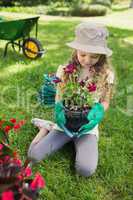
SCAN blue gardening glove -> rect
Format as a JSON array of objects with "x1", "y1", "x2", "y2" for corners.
[
  {"x1": 78, "y1": 103, "x2": 105, "y2": 136},
  {"x1": 54, "y1": 101, "x2": 66, "y2": 127}
]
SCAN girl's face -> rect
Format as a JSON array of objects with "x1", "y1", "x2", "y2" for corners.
[{"x1": 77, "y1": 50, "x2": 101, "y2": 69}]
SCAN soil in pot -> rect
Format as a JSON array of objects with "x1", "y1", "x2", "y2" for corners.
[{"x1": 64, "y1": 107, "x2": 90, "y2": 132}]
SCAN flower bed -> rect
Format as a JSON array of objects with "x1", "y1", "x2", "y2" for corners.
[{"x1": 0, "y1": 117, "x2": 45, "y2": 200}]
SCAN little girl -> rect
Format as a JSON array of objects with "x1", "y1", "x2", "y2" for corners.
[{"x1": 28, "y1": 22, "x2": 115, "y2": 177}]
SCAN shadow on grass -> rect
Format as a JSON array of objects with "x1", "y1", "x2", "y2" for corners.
[{"x1": 0, "y1": 47, "x2": 32, "y2": 67}]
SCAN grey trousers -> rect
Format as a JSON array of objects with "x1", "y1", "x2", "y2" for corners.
[{"x1": 28, "y1": 130, "x2": 98, "y2": 177}]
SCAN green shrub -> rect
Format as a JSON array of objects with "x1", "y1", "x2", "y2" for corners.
[
  {"x1": 91, "y1": 0, "x2": 112, "y2": 7},
  {"x1": 71, "y1": 3, "x2": 107, "y2": 16},
  {"x1": 47, "y1": 6, "x2": 70, "y2": 16},
  {"x1": 0, "y1": 0, "x2": 14, "y2": 6}
]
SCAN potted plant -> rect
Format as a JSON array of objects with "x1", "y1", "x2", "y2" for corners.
[
  {"x1": 38, "y1": 63, "x2": 99, "y2": 133},
  {"x1": 0, "y1": 117, "x2": 45, "y2": 200},
  {"x1": 56, "y1": 63, "x2": 98, "y2": 132}
]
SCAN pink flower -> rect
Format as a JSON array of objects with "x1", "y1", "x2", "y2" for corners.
[
  {"x1": 4, "y1": 156, "x2": 10, "y2": 163},
  {"x1": 25, "y1": 167, "x2": 32, "y2": 177},
  {"x1": 18, "y1": 120, "x2": 26, "y2": 126},
  {"x1": 17, "y1": 175, "x2": 23, "y2": 181},
  {"x1": 13, "y1": 120, "x2": 25, "y2": 131},
  {"x1": 79, "y1": 80, "x2": 85, "y2": 87},
  {"x1": 13, "y1": 124, "x2": 21, "y2": 131},
  {"x1": 30, "y1": 173, "x2": 45, "y2": 190},
  {"x1": 10, "y1": 118, "x2": 16, "y2": 124},
  {"x1": 52, "y1": 76, "x2": 62, "y2": 83},
  {"x1": 64, "y1": 63, "x2": 77, "y2": 74},
  {"x1": 87, "y1": 82, "x2": 96, "y2": 92},
  {"x1": 1, "y1": 190, "x2": 14, "y2": 200},
  {"x1": 13, "y1": 158, "x2": 22, "y2": 167},
  {"x1": 0, "y1": 159, "x2": 3, "y2": 164},
  {"x1": 4, "y1": 125, "x2": 12, "y2": 133},
  {"x1": 0, "y1": 144, "x2": 3, "y2": 150}
]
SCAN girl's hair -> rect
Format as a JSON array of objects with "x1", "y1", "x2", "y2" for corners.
[
  {"x1": 57, "y1": 50, "x2": 116, "y2": 103},
  {"x1": 70, "y1": 50, "x2": 108, "y2": 74},
  {"x1": 69, "y1": 50, "x2": 116, "y2": 99}
]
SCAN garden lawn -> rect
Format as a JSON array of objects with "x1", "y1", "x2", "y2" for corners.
[{"x1": 0, "y1": 20, "x2": 132, "y2": 200}]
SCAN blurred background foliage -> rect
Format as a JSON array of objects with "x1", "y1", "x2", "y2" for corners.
[{"x1": 0, "y1": 0, "x2": 132, "y2": 16}]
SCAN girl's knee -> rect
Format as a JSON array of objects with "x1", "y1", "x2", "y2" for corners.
[{"x1": 75, "y1": 162, "x2": 97, "y2": 177}]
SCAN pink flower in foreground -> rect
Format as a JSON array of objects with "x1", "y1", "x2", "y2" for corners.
[
  {"x1": 30, "y1": 173, "x2": 45, "y2": 190},
  {"x1": 13, "y1": 120, "x2": 26, "y2": 131},
  {"x1": 13, "y1": 158, "x2": 22, "y2": 167},
  {"x1": 0, "y1": 159, "x2": 3, "y2": 164},
  {"x1": 4, "y1": 125, "x2": 12, "y2": 133},
  {"x1": 13, "y1": 124, "x2": 21, "y2": 131},
  {"x1": 4, "y1": 156, "x2": 10, "y2": 163},
  {"x1": 19, "y1": 120, "x2": 26, "y2": 126},
  {"x1": 87, "y1": 82, "x2": 96, "y2": 92},
  {"x1": 64, "y1": 63, "x2": 77, "y2": 74},
  {"x1": 25, "y1": 167, "x2": 32, "y2": 177},
  {"x1": 17, "y1": 175, "x2": 23, "y2": 181},
  {"x1": 1, "y1": 190, "x2": 14, "y2": 200},
  {"x1": 10, "y1": 118, "x2": 16, "y2": 124},
  {"x1": 0, "y1": 144, "x2": 3, "y2": 150}
]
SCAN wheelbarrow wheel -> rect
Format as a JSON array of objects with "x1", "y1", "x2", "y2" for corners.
[{"x1": 22, "y1": 38, "x2": 44, "y2": 59}]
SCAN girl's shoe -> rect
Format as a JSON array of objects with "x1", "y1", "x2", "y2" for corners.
[{"x1": 31, "y1": 118, "x2": 55, "y2": 131}]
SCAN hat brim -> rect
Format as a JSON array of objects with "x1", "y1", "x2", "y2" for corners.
[{"x1": 66, "y1": 41, "x2": 112, "y2": 57}]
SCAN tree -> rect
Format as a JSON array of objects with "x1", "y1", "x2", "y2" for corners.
[
  {"x1": 0, "y1": 0, "x2": 14, "y2": 6},
  {"x1": 130, "y1": 0, "x2": 133, "y2": 8}
]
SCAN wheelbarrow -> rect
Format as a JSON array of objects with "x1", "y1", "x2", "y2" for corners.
[{"x1": 0, "y1": 16, "x2": 44, "y2": 59}]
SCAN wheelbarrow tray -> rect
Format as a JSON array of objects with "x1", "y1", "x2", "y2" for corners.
[{"x1": 0, "y1": 16, "x2": 39, "y2": 41}]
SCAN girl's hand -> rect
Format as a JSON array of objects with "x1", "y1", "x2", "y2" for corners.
[
  {"x1": 54, "y1": 101, "x2": 66, "y2": 127},
  {"x1": 78, "y1": 103, "x2": 105, "y2": 135}
]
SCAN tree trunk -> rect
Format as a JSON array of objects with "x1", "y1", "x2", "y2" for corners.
[{"x1": 130, "y1": 0, "x2": 133, "y2": 8}]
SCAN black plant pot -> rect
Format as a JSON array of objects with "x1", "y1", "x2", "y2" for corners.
[{"x1": 64, "y1": 107, "x2": 90, "y2": 132}]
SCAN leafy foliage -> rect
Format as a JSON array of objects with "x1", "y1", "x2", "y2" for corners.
[
  {"x1": 91, "y1": 0, "x2": 112, "y2": 7},
  {"x1": 0, "y1": 118, "x2": 45, "y2": 199}
]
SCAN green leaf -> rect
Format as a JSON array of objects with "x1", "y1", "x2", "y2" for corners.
[
  {"x1": 0, "y1": 143, "x2": 14, "y2": 158},
  {"x1": 0, "y1": 129, "x2": 9, "y2": 144},
  {"x1": 2, "y1": 121, "x2": 14, "y2": 128}
]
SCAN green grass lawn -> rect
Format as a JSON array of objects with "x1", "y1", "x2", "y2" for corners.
[{"x1": 0, "y1": 20, "x2": 133, "y2": 200}]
